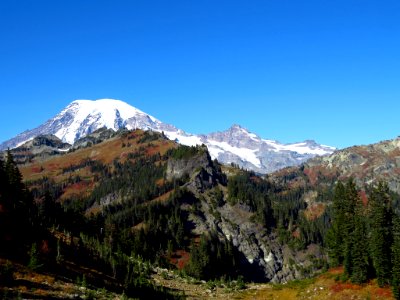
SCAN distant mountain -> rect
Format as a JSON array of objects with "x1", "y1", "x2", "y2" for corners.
[
  {"x1": 200, "y1": 125, "x2": 335, "y2": 173},
  {"x1": 0, "y1": 99, "x2": 335, "y2": 173},
  {"x1": 306, "y1": 137, "x2": 400, "y2": 193},
  {"x1": 0, "y1": 99, "x2": 177, "y2": 149},
  {"x1": 268, "y1": 136, "x2": 400, "y2": 196}
]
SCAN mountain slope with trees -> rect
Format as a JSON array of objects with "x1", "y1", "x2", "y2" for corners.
[{"x1": 2, "y1": 129, "x2": 400, "y2": 299}]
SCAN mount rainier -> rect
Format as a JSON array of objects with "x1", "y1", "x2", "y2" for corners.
[{"x1": 0, "y1": 99, "x2": 335, "y2": 173}]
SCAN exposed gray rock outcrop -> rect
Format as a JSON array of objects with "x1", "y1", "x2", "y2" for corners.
[
  {"x1": 306, "y1": 137, "x2": 400, "y2": 194},
  {"x1": 3, "y1": 134, "x2": 71, "y2": 164},
  {"x1": 166, "y1": 146, "x2": 226, "y2": 192},
  {"x1": 72, "y1": 127, "x2": 117, "y2": 149},
  {"x1": 171, "y1": 148, "x2": 324, "y2": 283},
  {"x1": 187, "y1": 196, "x2": 324, "y2": 283}
]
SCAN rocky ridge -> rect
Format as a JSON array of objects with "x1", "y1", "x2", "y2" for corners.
[
  {"x1": 305, "y1": 137, "x2": 400, "y2": 193},
  {"x1": 3, "y1": 134, "x2": 71, "y2": 164}
]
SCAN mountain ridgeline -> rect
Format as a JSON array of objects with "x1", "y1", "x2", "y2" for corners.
[{"x1": 0, "y1": 99, "x2": 335, "y2": 173}]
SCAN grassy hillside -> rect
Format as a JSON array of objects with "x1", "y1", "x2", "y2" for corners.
[{"x1": 238, "y1": 267, "x2": 394, "y2": 300}]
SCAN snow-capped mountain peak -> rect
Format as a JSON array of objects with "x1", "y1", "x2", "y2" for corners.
[
  {"x1": 198, "y1": 125, "x2": 336, "y2": 173},
  {"x1": 227, "y1": 124, "x2": 261, "y2": 141},
  {"x1": 52, "y1": 99, "x2": 164, "y2": 144},
  {"x1": 0, "y1": 99, "x2": 336, "y2": 173}
]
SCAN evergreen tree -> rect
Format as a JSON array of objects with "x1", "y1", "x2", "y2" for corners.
[
  {"x1": 28, "y1": 243, "x2": 41, "y2": 270},
  {"x1": 327, "y1": 179, "x2": 370, "y2": 282},
  {"x1": 0, "y1": 150, "x2": 36, "y2": 255},
  {"x1": 350, "y1": 201, "x2": 369, "y2": 283},
  {"x1": 326, "y1": 181, "x2": 346, "y2": 266},
  {"x1": 0, "y1": 155, "x2": 6, "y2": 192},
  {"x1": 392, "y1": 214, "x2": 400, "y2": 300},
  {"x1": 0, "y1": 156, "x2": 8, "y2": 246},
  {"x1": 342, "y1": 179, "x2": 358, "y2": 278},
  {"x1": 369, "y1": 182, "x2": 393, "y2": 287},
  {"x1": 5, "y1": 150, "x2": 23, "y2": 195}
]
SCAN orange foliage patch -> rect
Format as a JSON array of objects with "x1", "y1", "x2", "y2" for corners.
[
  {"x1": 303, "y1": 168, "x2": 318, "y2": 186},
  {"x1": 170, "y1": 250, "x2": 190, "y2": 270},
  {"x1": 328, "y1": 266, "x2": 344, "y2": 275},
  {"x1": 47, "y1": 163, "x2": 60, "y2": 172},
  {"x1": 40, "y1": 240, "x2": 50, "y2": 254},
  {"x1": 85, "y1": 206, "x2": 102, "y2": 216},
  {"x1": 156, "y1": 178, "x2": 166, "y2": 186},
  {"x1": 304, "y1": 203, "x2": 326, "y2": 221},
  {"x1": 61, "y1": 181, "x2": 94, "y2": 200},
  {"x1": 146, "y1": 140, "x2": 175, "y2": 156},
  {"x1": 330, "y1": 282, "x2": 362, "y2": 293},
  {"x1": 30, "y1": 166, "x2": 43, "y2": 173},
  {"x1": 359, "y1": 190, "x2": 369, "y2": 206},
  {"x1": 145, "y1": 145, "x2": 160, "y2": 156},
  {"x1": 292, "y1": 228, "x2": 301, "y2": 239},
  {"x1": 119, "y1": 151, "x2": 129, "y2": 159},
  {"x1": 146, "y1": 190, "x2": 174, "y2": 206},
  {"x1": 388, "y1": 147, "x2": 400, "y2": 157},
  {"x1": 373, "y1": 287, "x2": 393, "y2": 298}
]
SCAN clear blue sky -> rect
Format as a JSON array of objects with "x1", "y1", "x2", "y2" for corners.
[{"x1": 1, "y1": 0, "x2": 399, "y2": 148}]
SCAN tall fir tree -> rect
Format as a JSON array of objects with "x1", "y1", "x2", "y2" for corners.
[
  {"x1": 342, "y1": 179, "x2": 359, "y2": 278},
  {"x1": 0, "y1": 155, "x2": 7, "y2": 245},
  {"x1": 369, "y1": 182, "x2": 393, "y2": 287},
  {"x1": 0, "y1": 155, "x2": 5, "y2": 190},
  {"x1": 350, "y1": 200, "x2": 369, "y2": 283},
  {"x1": 392, "y1": 214, "x2": 400, "y2": 300},
  {"x1": 5, "y1": 150, "x2": 23, "y2": 195},
  {"x1": 326, "y1": 181, "x2": 346, "y2": 266},
  {"x1": 0, "y1": 150, "x2": 35, "y2": 253},
  {"x1": 327, "y1": 179, "x2": 370, "y2": 283}
]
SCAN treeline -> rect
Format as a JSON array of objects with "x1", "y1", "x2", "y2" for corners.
[
  {"x1": 165, "y1": 144, "x2": 206, "y2": 160},
  {"x1": 326, "y1": 180, "x2": 400, "y2": 299},
  {"x1": 62, "y1": 158, "x2": 104, "y2": 174},
  {"x1": 0, "y1": 150, "x2": 36, "y2": 256},
  {"x1": 0, "y1": 151, "x2": 87, "y2": 251}
]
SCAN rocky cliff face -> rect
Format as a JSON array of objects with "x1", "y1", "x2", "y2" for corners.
[
  {"x1": 189, "y1": 198, "x2": 324, "y2": 283},
  {"x1": 166, "y1": 146, "x2": 227, "y2": 191},
  {"x1": 168, "y1": 148, "x2": 325, "y2": 283}
]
